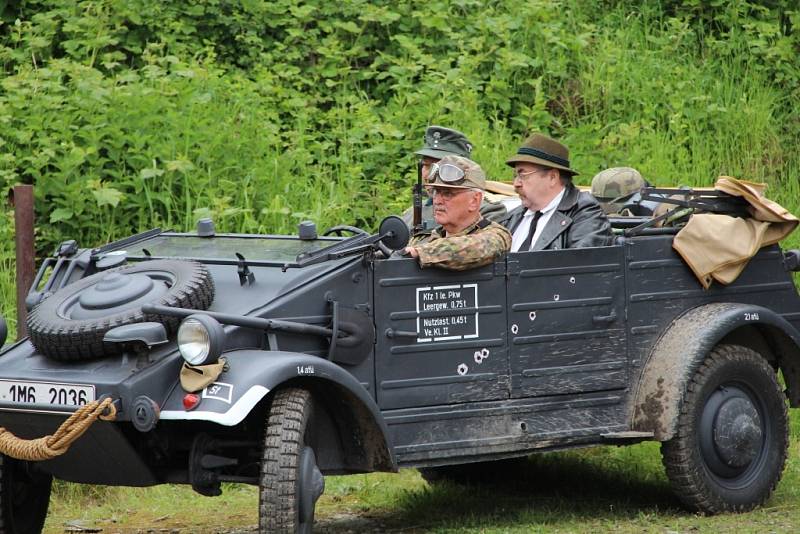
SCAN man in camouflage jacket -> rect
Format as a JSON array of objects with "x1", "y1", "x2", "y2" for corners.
[
  {"x1": 404, "y1": 155, "x2": 511, "y2": 271},
  {"x1": 401, "y1": 125, "x2": 506, "y2": 234}
]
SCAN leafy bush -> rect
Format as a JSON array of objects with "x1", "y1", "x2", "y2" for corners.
[
  {"x1": 0, "y1": 211, "x2": 15, "y2": 335},
  {"x1": 0, "y1": 0, "x2": 797, "y2": 258}
]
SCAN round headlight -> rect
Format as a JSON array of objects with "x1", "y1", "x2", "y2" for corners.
[{"x1": 177, "y1": 314, "x2": 224, "y2": 366}]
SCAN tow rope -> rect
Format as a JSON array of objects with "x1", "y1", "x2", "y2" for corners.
[{"x1": 0, "y1": 397, "x2": 117, "y2": 461}]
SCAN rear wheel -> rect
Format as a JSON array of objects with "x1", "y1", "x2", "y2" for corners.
[
  {"x1": 0, "y1": 455, "x2": 52, "y2": 534},
  {"x1": 259, "y1": 388, "x2": 324, "y2": 534},
  {"x1": 661, "y1": 344, "x2": 788, "y2": 513}
]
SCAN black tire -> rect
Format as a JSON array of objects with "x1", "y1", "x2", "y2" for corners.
[
  {"x1": 419, "y1": 457, "x2": 528, "y2": 486},
  {"x1": 260, "y1": 388, "x2": 324, "y2": 534},
  {"x1": 0, "y1": 455, "x2": 52, "y2": 534},
  {"x1": 27, "y1": 259, "x2": 214, "y2": 360},
  {"x1": 661, "y1": 344, "x2": 788, "y2": 513}
]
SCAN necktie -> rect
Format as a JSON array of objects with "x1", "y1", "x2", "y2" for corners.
[{"x1": 518, "y1": 210, "x2": 543, "y2": 251}]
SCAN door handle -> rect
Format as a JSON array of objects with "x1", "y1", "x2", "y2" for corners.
[
  {"x1": 385, "y1": 328, "x2": 418, "y2": 339},
  {"x1": 592, "y1": 310, "x2": 617, "y2": 325}
]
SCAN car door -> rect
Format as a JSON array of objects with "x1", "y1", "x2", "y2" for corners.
[
  {"x1": 506, "y1": 245, "x2": 628, "y2": 398},
  {"x1": 373, "y1": 257, "x2": 509, "y2": 410}
]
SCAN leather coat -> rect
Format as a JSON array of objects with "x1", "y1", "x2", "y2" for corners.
[{"x1": 502, "y1": 183, "x2": 613, "y2": 250}]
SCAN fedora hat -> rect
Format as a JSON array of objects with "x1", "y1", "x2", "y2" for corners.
[{"x1": 506, "y1": 133, "x2": 578, "y2": 176}]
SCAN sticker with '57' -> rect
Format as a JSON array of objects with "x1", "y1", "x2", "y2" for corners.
[{"x1": 0, "y1": 380, "x2": 95, "y2": 408}]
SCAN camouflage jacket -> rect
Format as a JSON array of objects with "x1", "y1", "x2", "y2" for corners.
[{"x1": 409, "y1": 218, "x2": 512, "y2": 271}]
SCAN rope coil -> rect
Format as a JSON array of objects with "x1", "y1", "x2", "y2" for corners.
[{"x1": 0, "y1": 397, "x2": 116, "y2": 462}]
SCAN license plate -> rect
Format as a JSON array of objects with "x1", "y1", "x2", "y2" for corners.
[{"x1": 0, "y1": 380, "x2": 95, "y2": 408}]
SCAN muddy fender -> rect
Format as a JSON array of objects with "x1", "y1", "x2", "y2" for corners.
[{"x1": 631, "y1": 302, "x2": 800, "y2": 440}]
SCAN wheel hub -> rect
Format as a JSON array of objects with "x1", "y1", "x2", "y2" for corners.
[
  {"x1": 700, "y1": 385, "x2": 765, "y2": 479},
  {"x1": 713, "y1": 397, "x2": 762, "y2": 468}
]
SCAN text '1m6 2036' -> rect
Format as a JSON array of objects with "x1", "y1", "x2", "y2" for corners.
[{"x1": 0, "y1": 380, "x2": 95, "y2": 407}]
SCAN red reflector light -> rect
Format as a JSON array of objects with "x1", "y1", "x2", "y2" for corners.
[{"x1": 183, "y1": 393, "x2": 200, "y2": 411}]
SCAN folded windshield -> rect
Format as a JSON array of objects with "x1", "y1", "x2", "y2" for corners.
[{"x1": 110, "y1": 234, "x2": 336, "y2": 264}]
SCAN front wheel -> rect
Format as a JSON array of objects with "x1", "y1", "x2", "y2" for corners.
[
  {"x1": 661, "y1": 344, "x2": 788, "y2": 513},
  {"x1": 259, "y1": 388, "x2": 324, "y2": 534},
  {"x1": 0, "y1": 455, "x2": 52, "y2": 534}
]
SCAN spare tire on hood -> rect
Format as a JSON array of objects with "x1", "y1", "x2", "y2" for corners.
[{"x1": 27, "y1": 259, "x2": 214, "y2": 360}]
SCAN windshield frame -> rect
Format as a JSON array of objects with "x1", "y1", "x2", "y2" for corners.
[{"x1": 97, "y1": 230, "x2": 344, "y2": 268}]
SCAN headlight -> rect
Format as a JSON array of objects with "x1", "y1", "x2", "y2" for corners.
[{"x1": 177, "y1": 314, "x2": 224, "y2": 366}]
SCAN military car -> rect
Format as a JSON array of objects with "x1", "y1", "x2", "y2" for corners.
[{"x1": 1, "y1": 195, "x2": 800, "y2": 533}]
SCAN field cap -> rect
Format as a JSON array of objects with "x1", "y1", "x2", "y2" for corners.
[
  {"x1": 506, "y1": 133, "x2": 578, "y2": 176},
  {"x1": 415, "y1": 125, "x2": 474, "y2": 160},
  {"x1": 591, "y1": 167, "x2": 645, "y2": 201},
  {"x1": 427, "y1": 155, "x2": 486, "y2": 190}
]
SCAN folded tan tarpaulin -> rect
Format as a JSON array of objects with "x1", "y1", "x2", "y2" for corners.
[
  {"x1": 180, "y1": 358, "x2": 226, "y2": 392},
  {"x1": 672, "y1": 176, "x2": 799, "y2": 289},
  {"x1": 485, "y1": 180, "x2": 516, "y2": 196}
]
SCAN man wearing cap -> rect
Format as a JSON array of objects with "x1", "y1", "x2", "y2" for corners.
[
  {"x1": 401, "y1": 125, "x2": 506, "y2": 233},
  {"x1": 404, "y1": 155, "x2": 511, "y2": 271},
  {"x1": 502, "y1": 133, "x2": 612, "y2": 251}
]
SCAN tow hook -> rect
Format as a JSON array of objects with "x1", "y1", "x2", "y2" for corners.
[{"x1": 131, "y1": 396, "x2": 160, "y2": 432}]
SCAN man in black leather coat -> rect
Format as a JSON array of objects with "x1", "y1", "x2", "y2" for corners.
[{"x1": 502, "y1": 133, "x2": 612, "y2": 251}]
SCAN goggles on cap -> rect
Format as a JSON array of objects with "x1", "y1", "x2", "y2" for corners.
[{"x1": 428, "y1": 163, "x2": 466, "y2": 185}]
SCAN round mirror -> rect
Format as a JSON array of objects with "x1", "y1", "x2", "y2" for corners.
[{"x1": 378, "y1": 216, "x2": 410, "y2": 251}]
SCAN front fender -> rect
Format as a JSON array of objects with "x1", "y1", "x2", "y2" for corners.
[
  {"x1": 160, "y1": 349, "x2": 375, "y2": 424},
  {"x1": 631, "y1": 302, "x2": 800, "y2": 440},
  {"x1": 159, "y1": 349, "x2": 395, "y2": 470}
]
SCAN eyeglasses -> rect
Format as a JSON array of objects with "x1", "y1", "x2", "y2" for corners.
[
  {"x1": 428, "y1": 163, "x2": 466, "y2": 185},
  {"x1": 425, "y1": 187, "x2": 471, "y2": 200},
  {"x1": 513, "y1": 168, "x2": 548, "y2": 180}
]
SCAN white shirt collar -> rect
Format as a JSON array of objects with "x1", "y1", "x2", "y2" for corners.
[
  {"x1": 526, "y1": 187, "x2": 565, "y2": 217},
  {"x1": 511, "y1": 188, "x2": 566, "y2": 252}
]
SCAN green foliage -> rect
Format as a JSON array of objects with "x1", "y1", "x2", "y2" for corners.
[
  {"x1": 0, "y1": 211, "x2": 15, "y2": 336},
  {"x1": 0, "y1": 0, "x2": 797, "y2": 257}
]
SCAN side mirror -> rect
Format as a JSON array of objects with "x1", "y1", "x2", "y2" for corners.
[
  {"x1": 0, "y1": 316, "x2": 7, "y2": 348},
  {"x1": 378, "y1": 216, "x2": 410, "y2": 251}
]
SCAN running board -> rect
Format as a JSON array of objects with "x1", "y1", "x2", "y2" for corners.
[{"x1": 601, "y1": 431, "x2": 655, "y2": 440}]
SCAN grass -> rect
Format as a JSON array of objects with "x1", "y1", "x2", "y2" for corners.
[{"x1": 42, "y1": 415, "x2": 800, "y2": 533}]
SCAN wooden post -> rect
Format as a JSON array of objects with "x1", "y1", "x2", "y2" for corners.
[{"x1": 11, "y1": 185, "x2": 35, "y2": 339}]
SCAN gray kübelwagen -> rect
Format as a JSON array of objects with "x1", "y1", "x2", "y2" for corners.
[{"x1": 1, "y1": 207, "x2": 800, "y2": 533}]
